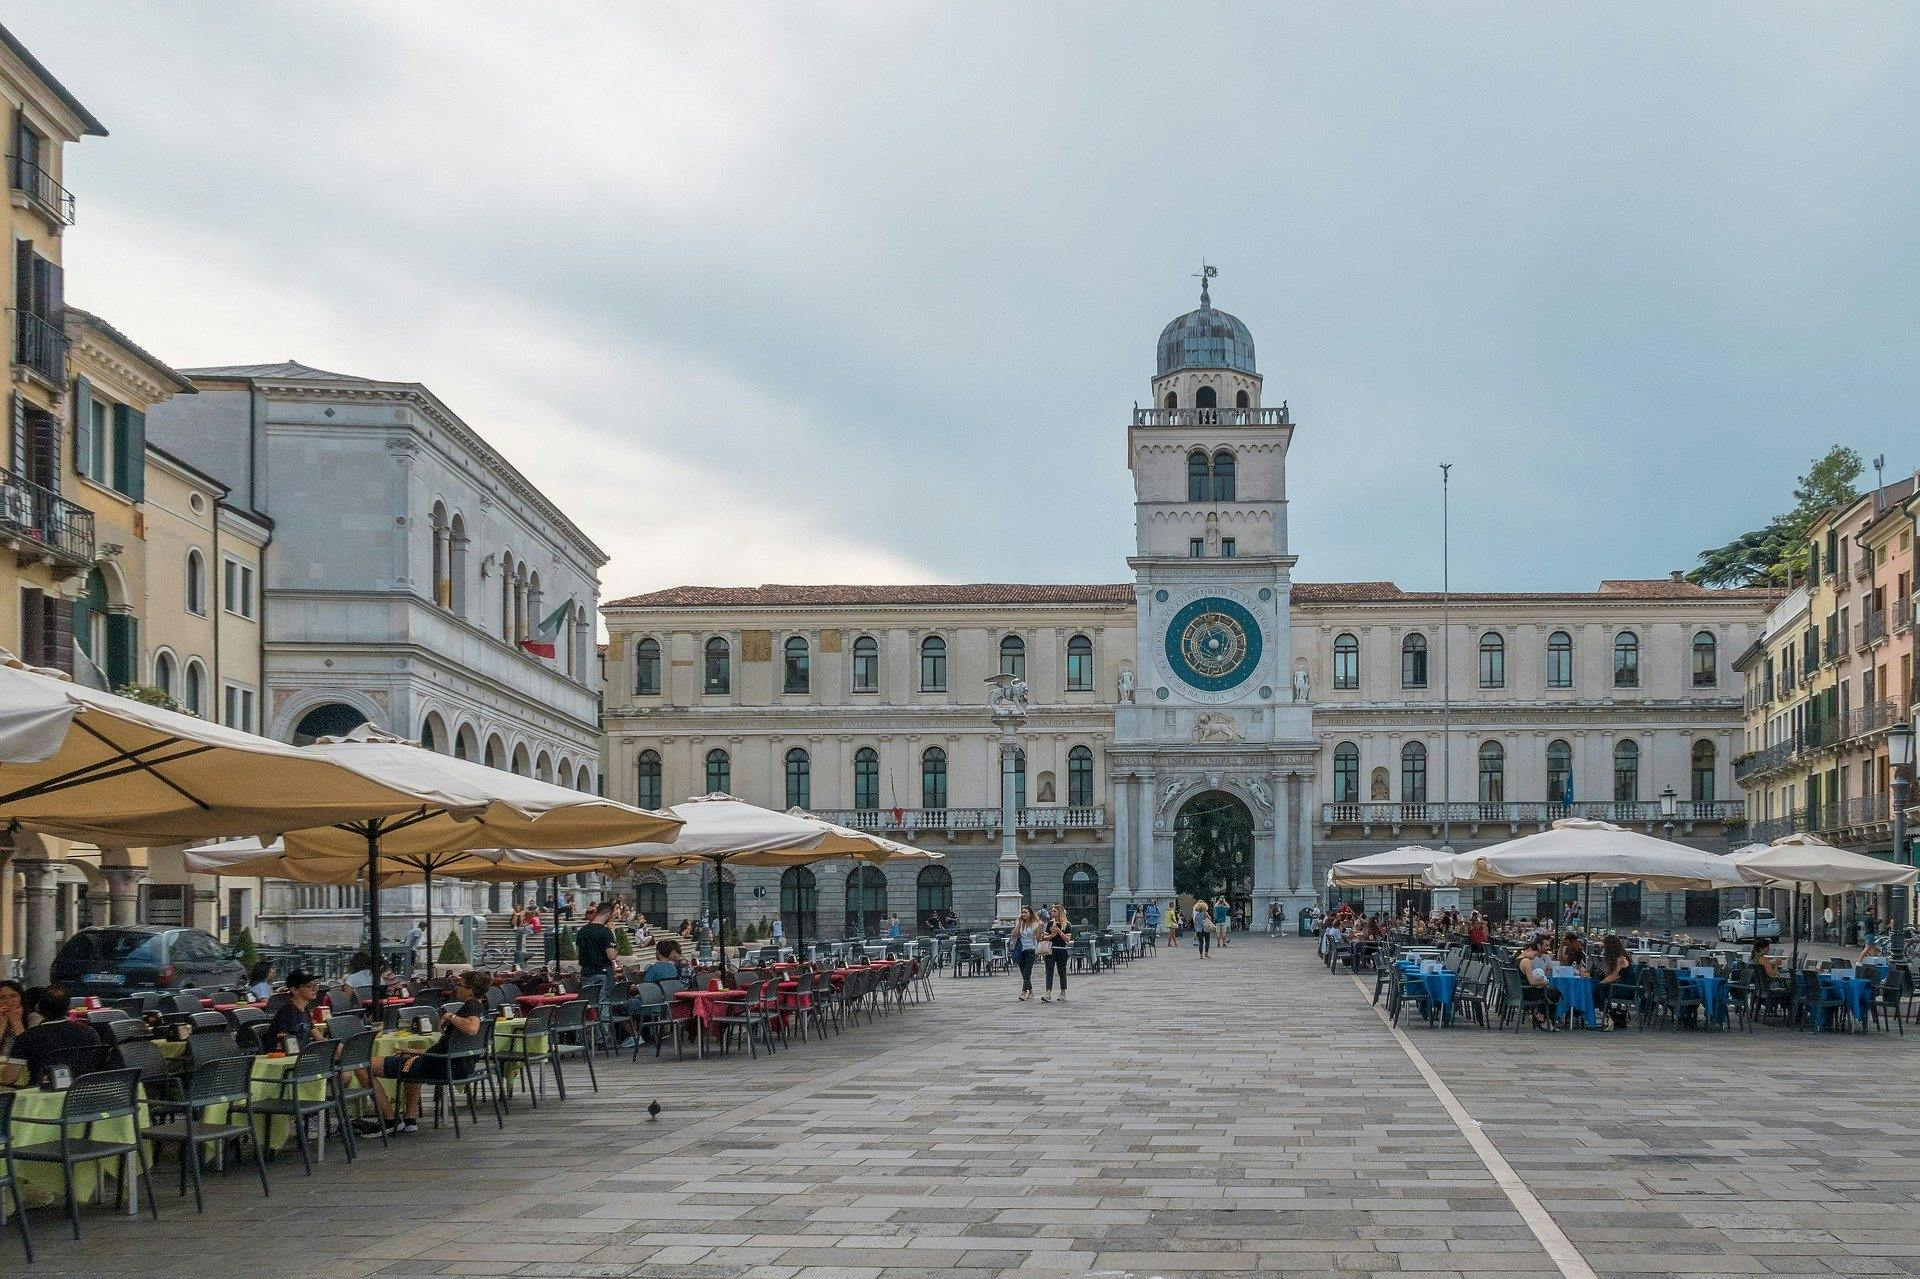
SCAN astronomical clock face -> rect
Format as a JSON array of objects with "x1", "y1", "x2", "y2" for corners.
[{"x1": 1163, "y1": 595, "x2": 1263, "y2": 694}]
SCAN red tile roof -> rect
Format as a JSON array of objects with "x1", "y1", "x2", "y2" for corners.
[{"x1": 605, "y1": 580, "x2": 1779, "y2": 609}]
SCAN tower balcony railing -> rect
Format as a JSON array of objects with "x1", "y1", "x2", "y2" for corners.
[
  {"x1": 1132, "y1": 405, "x2": 1289, "y2": 428},
  {"x1": 807, "y1": 805, "x2": 1106, "y2": 835},
  {"x1": 1320, "y1": 798, "x2": 1744, "y2": 834}
]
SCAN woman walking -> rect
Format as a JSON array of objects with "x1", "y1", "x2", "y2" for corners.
[
  {"x1": 1041, "y1": 905, "x2": 1072, "y2": 1002},
  {"x1": 1012, "y1": 905, "x2": 1044, "y2": 1000},
  {"x1": 1192, "y1": 897, "x2": 1212, "y2": 957}
]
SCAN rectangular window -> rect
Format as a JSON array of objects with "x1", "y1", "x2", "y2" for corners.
[
  {"x1": 222, "y1": 683, "x2": 256, "y2": 733},
  {"x1": 1189, "y1": 538, "x2": 1204, "y2": 558},
  {"x1": 222, "y1": 557, "x2": 255, "y2": 619},
  {"x1": 1220, "y1": 537, "x2": 1236, "y2": 557},
  {"x1": 87, "y1": 399, "x2": 109, "y2": 485}
]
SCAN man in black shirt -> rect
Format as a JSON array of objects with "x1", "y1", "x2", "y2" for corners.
[
  {"x1": 370, "y1": 969, "x2": 487, "y2": 1133},
  {"x1": 5, "y1": 986, "x2": 100, "y2": 1085},
  {"x1": 268, "y1": 971, "x2": 321, "y2": 1052}
]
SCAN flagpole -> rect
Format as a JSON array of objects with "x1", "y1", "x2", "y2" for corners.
[{"x1": 1440, "y1": 464, "x2": 1453, "y2": 870}]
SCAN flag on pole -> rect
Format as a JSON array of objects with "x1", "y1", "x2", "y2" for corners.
[{"x1": 521, "y1": 602, "x2": 568, "y2": 659}]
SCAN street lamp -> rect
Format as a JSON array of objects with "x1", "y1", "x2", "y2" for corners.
[
  {"x1": 1659, "y1": 787, "x2": 1677, "y2": 943},
  {"x1": 1889, "y1": 717, "x2": 1915, "y2": 959},
  {"x1": 986, "y1": 672, "x2": 1029, "y2": 929}
]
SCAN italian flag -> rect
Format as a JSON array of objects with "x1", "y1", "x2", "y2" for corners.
[{"x1": 521, "y1": 602, "x2": 568, "y2": 659}]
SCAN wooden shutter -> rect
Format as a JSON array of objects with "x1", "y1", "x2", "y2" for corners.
[
  {"x1": 18, "y1": 586, "x2": 42, "y2": 665},
  {"x1": 43, "y1": 594, "x2": 71, "y2": 676},
  {"x1": 29, "y1": 403, "x2": 58, "y2": 493},
  {"x1": 13, "y1": 238, "x2": 30, "y2": 314},
  {"x1": 112, "y1": 402, "x2": 144, "y2": 499},
  {"x1": 71, "y1": 374, "x2": 91, "y2": 481},
  {"x1": 8, "y1": 391, "x2": 22, "y2": 479},
  {"x1": 105, "y1": 613, "x2": 136, "y2": 689}
]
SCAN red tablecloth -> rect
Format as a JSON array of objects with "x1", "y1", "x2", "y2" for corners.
[
  {"x1": 670, "y1": 988, "x2": 743, "y2": 1032},
  {"x1": 514, "y1": 993, "x2": 580, "y2": 1008}
]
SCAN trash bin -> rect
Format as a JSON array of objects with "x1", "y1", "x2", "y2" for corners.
[{"x1": 1298, "y1": 912, "x2": 1315, "y2": 937}]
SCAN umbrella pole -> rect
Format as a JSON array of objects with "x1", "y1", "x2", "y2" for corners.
[
  {"x1": 713, "y1": 855, "x2": 729, "y2": 989},
  {"x1": 365, "y1": 826, "x2": 383, "y2": 1022},
  {"x1": 1404, "y1": 877, "x2": 1414, "y2": 944},
  {"x1": 1583, "y1": 875, "x2": 1592, "y2": 934},
  {"x1": 548, "y1": 876, "x2": 558, "y2": 976},
  {"x1": 423, "y1": 866, "x2": 434, "y2": 982}
]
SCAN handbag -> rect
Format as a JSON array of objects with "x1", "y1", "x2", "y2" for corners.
[{"x1": 1035, "y1": 938, "x2": 1053, "y2": 958}]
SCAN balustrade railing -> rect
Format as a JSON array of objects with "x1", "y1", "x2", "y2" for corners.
[
  {"x1": 808, "y1": 805, "x2": 1106, "y2": 833},
  {"x1": 1319, "y1": 798, "x2": 1743, "y2": 829},
  {"x1": 1131, "y1": 405, "x2": 1288, "y2": 428}
]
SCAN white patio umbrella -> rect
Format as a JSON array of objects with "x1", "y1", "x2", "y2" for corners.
[
  {"x1": 1730, "y1": 834, "x2": 1920, "y2": 973},
  {"x1": 1329, "y1": 847, "x2": 1445, "y2": 940},
  {"x1": 0, "y1": 658, "x2": 427, "y2": 844}
]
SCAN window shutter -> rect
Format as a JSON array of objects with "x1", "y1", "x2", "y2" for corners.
[
  {"x1": 70, "y1": 584, "x2": 90, "y2": 662},
  {"x1": 9, "y1": 391, "x2": 23, "y2": 478},
  {"x1": 105, "y1": 613, "x2": 136, "y2": 689},
  {"x1": 13, "y1": 239, "x2": 30, "y2": 313},
  {"x1": 19, "y1": 587, "x2": 43, "y2": 665},
  {"x1": 44, "y1": 257, "x2": 61, "y2": 320},
  {"x1": 45, "y1": 594, "x2": 72, "y2": 676},
  {"x1": 112, "y1": 403, "x2": 144, "y2": 499},
  {"x1": 71, "y1": 374, "x2": 91, "y2": 481}
]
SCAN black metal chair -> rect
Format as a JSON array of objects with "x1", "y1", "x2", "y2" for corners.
[
  {"x1": 625, "y1": 982, "x2": 674, "y2": 1062},
  {"x1": 1872, "y1": 966, "x2": 1908, "y2": 1036},
  {"x1": 411, "y1": 1020, "x2": 504, "y2": 1137},
  {"x1": 494, "y1": 1009, "x2": 554, "y2": 1106},
  {"x1": 331, "y1": 1029, "x2": 387, "y2": 1154},
  {"x1": 251, "y1": 1039, "x2": 353, "y2": 1175},
  {"x1": 10, "y1": 1067, "x2": 159, "y2": 1239},
  {"x1": 188, "y1": 1030, "x2": 241, "y2": 1069},
  {"x1": 547, "y1": 999, "x2": 598, "y2": 1095},
  {"x1": 142, "y1": 1055, "x2": 270, "y2": 1211},
  {"x1": 0, "y1": 1091, "x2": 31, "y2": 1261}
]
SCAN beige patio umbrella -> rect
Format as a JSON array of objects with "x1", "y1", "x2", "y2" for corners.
[
  {"x1": 1731, "y1": 834, "x2": 1920, "y2": 973},
  {"x1": 0, "y1": 657, "x2": 427, "y2": 844},
  {"x1": 1329, "y1": 846, "x2": 1445, "y2": 941}
]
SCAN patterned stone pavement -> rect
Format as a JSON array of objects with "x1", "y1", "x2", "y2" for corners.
[{"x1": 19, "y1": 937, "x2": 1920, "y2": 1278}]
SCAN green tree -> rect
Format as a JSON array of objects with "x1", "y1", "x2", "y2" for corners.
[
  {"x1": 115, "y1": 683, "x2": 178, "y2": 711},
  {"x1": 615, "y1": 927, "x2": 634, "y2": 957},
  {"x1": 1688, "y1": 446, "x2": 1862, "y2": 587},
  {"x1": 1173, "y1": 793, "x2": 1254, "y2": 899},
  {"x1": 232, "y1": 927, "x2": 259, "y2": 973},
  {"x1": 438, "y1": 930, "x2": 467, "y2": 965}
]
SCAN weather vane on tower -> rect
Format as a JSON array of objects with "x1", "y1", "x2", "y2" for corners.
[{"x1": 1194, "y1": 260, "x2": 1217, "y2": 307}]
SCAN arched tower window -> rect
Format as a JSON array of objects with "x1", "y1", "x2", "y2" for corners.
[
  {"x1": 1401, "y1": 634, "x2": 1428, "y2": 688},
  {"x1": 1235, "y1": 389, "x2": 1249, "y2": 408},
  {"x1": 1210, "y1": 450, "x2": 1235, "y2": 501},
  {"x1": 1194, "y1": 384, "x2": 1217, "y2": 409},
  {"x1": 1332, "y1": 742, "x2": 1359, "y2": 803},
  {"x1": 783, "y1": 636, "x2": 810, "y2": 693},
  {"x1": 1187, "y1": 449, "x2": 1209, "y2": 502},
  {"x1": 1163, "y1": 390, "x2": 1177, "y2": 410}
]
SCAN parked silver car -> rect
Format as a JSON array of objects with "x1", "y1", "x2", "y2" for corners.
[{"x1": 1718, "y1": 907, "x2": 1780, "y2": 942}]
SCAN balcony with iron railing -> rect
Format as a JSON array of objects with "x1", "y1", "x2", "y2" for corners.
[
  {"x1": 1897, "y1": 596, "x2": 1914, "y2": 634},
  {"x1": 807, "y1": 805, "x2": 1106, "y2": 836},
  {"x1": 1319, "y1": 798, "x2": 1745, "y2": 835},
  {"x1": 1734, "y1": 739, "x2": 1798, "y2": 782},
  {"x1": 1131, "y1": 405, "x2": 1289, "y2": 428},
  {"x1": 1746, "y1": 810, "x2": 1804, "y2": 845},
  {"x1": 1843, "y1": 698, "x2": 1900, "y2": 743},
  {"x1": 1823, "y1": 792, "x2": 1891, "y2": 832},
  {"x1": 1857, "y1": 611, "x2": 1887, "y2": 652},
  {"x1": 0, "y1": 466, "x2": 93, "y2": 565},
  {"x1": 13, "y1": 309, "x2": 66, "y2": 385},
  {"x1": 8, "y1": 155, "x2": 74, "y2": 226}
]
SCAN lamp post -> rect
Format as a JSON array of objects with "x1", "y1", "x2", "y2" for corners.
[
  {"x1": 1888, "y1": 717, "x2": 1914, "y2": 962},
  {"x1": 987, "y1": 672, "x2": 1029, "y2": 928},
  {"x1": 1660, "y1": 786, "x2": 1677, "y2": 944}
]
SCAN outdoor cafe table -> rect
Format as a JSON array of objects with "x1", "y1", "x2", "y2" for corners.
[
  {"x1": 670, "y1": 988, "x2": 745, "y2": 1039},
  {"x1": 1680, "y1": 970, "x2": 1729, "y2": 1025},
  {"x1": 1550, "y1": 972, "x2": 1598, "y2": 1028},
  {"x1": 1821, "y1": 971, "x2": 1874, "y2": 1028},
  {"x1": 5, "y1": 1083, "x2": 151, "y2": 1219},
  {"x1": 513, "y1": 993, "x2": 580, "y2": 1010},
  {"x1": 1396, "y1": 960, "x2": 1457, "y2": 1026}
]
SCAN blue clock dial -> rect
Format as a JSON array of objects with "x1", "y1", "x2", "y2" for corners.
[{"x1": 1164, "y1": 596, "x2": 1263, "y2": 692}]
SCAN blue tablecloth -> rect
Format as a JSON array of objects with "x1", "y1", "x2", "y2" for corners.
[
  {"x1": 1820, "y1": 973, "x2": 1873, "y2": 1026},
  {"x1": 1681, "y1": 972, "x2": 1728, "y2": 1025},
  {"x1": 1422, "y1": 969, "x2": 1457, "y2": 1019},
  {"x1": 1550, "y1": 974, "x2": 1598, "y2": 1028}
]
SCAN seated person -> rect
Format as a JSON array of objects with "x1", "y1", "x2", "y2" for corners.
[
  {"x1": 1515, "y1": 938, "x2": 1563, "y2": 1029},
  {"x1": 1593, "y1": 936, "x2": 1631, "y2": 1029},
  {"x1": 639, "y1": 939, "x2": 690, "y2": 985},
  {"x1": 2, "y1": 986, "x2": 100, "y2": 1086},
  {"x1": 369, "y1": 969, "x2": 487, "y2": 1133},
  {"x1": 1751, "y1": 939, "x2": 1782, "y2": 980},
  {"x1": 247, "y1": 960, "x2": 276, "y2": 1002},
  {"x1": 1558, "y1": 933, "x2": 1587, "y2": 973},
  {"x1": 268, "y1": 970, "x2": 321, "y2": 1051}
]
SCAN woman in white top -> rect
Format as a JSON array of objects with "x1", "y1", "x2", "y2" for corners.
[{"x1": 1011, "y1": 906, "x2": 1044, "y2": 1001}]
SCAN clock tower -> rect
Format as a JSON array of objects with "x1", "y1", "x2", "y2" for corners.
[{"x1": 1109, "y1": 270, "x2": 1319, "y2": 922}]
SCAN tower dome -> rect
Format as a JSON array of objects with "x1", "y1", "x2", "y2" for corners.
[{"x1": 1156, "y1": 273, "x2": 1256, "y2": 377}]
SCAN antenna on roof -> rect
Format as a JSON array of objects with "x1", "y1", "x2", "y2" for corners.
[
  {"x1": 1193, "y1": 260, "x2": 1217, "y2": 307},
  {"x1": 1874, "y1": 454, "x2": 1887, "y2": 513}
]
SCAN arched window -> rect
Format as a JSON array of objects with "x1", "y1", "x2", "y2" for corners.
[
  {"x1": 705, "y1": 869, "x2": 736, "y2": 930},
  {"x1": 291, "y1": 701, "x2": 365, "y2": 744},
  {"x1": 1332, "y1": 742, "x2": 1359, "y2": 803},
  {"x1": 577, "y1": 763, "x2": 593, "y2": 792},
  {"x1": 1332, "y1": 633, "x2": 1360, "y2": 690},
  {"x1": 634, "y1": 873, "x2": 668, "y2": 926},
  {"x1": 780, "y1": 866, "x2": 817, "y2": 941},
  {"x1": 1612, "y1": 740, "x2": 1639, "y2": 802},
  {"x1": 1401, "y1": 741, "x2": 1428, "y2": 803},
  {"x1": 921, "y1": 747, "x2": 948, "y2": 809},
  {"x1": 1691, "y1": 631, "x2": 1718, "y2": 687},
  {"x1": 429, "y1": 501, "x2": 451, "y2": 609},
  {"x1": 153, "y1": 651, "x2": 175, "y2": 700},
  {"x1": 1006, "y1": 747, "x2": 1027, "y2": 811},
  {"x1": 1067, "y1": 744, "x2": 1094, "y2": 807},
  {"x1": 635, "y1": 750, "x2": 662, "y2": 810},
  {"x1": 783, "y1": 635, "x2": 810, "y2": 693},
  {"x1": 1210, "y1": 449, "x2": 1235, "y2": 501},
  {"x1": 704, "y1": 636, "x2": 730, "y2": 694},
  {"x1": 1195, "y1": 384, "x2": 1217, "y2": 410},
  {"x1": 845, "y1": 865, "x2": 888, "y2": 937},
  {"x1": 1065, "y1": 633, "x2": 1093, "y2": 690},
  {"x1": 1546, "y1": 739, "x2": 1573, "y2": 805},
  {"x1": 447, "y1": 513, "x2": 467, "y2": 616},
  {"x1": 851, "y1": 635, "x2": 879, "y2": 692},
  {"x1": 1478, "y1": 632, "x2": 1505, "y2": 688},
  {"x1": 1477, "y1": 741, "x2": 1505, "y2": 803},
  {"x1": 853, "y1": 746, "x2": 880, "y2": 810},
  {"x1": 705, "y1": 747, "x2": 730, "y2": 795},
  {"x1": 633, "y1": 637, "x2": 660, "y2": 695},
  {"x1": 1691, "y1": 740, "x2": 1716, "y2": 803},
  {"x1": 1163, "y1": 390, "x2": 1177, "y2": 410},
  {"x1": 185, "y1": 549, "x2": 206, "y2": 615},
  {"x1": 915, "y1": 865, "x2": 953, "y2": 930},
  {"x1": 1187, "y1": 449, "x2": 1209, "y2": 502},
  {"x1": 420, "y1": 715, "x2": 442, "y2": 754},
  {"x1": 1546, "y1": 631, "x2": 1573, "y2": 689},
  {"x1": 1235, "y1": 389, "x2": 1249, "y2": 409},
  {"x1": 784, "y1": 747, "x2": 810, "y2": 810},
  {"x1": 999, "y1": 634, "x2": 1025, "y2": 680},
  {"x1": 1401, "y1": 634, "x2": 1428, "y2": 688},
  {"x1": 920, "y1": 635, "x2": 947, "y2": 691},
  {"x1": 1613, "y1": 631, "x2": 1639, "y2": 688},
  {"x1": 1063, "y1": 863, "x2": 1099, "y2": 926}
]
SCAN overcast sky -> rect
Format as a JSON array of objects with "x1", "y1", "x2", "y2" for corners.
[{"x1": 15, "y1": 4, "x2": 1920, "y2": 601}]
